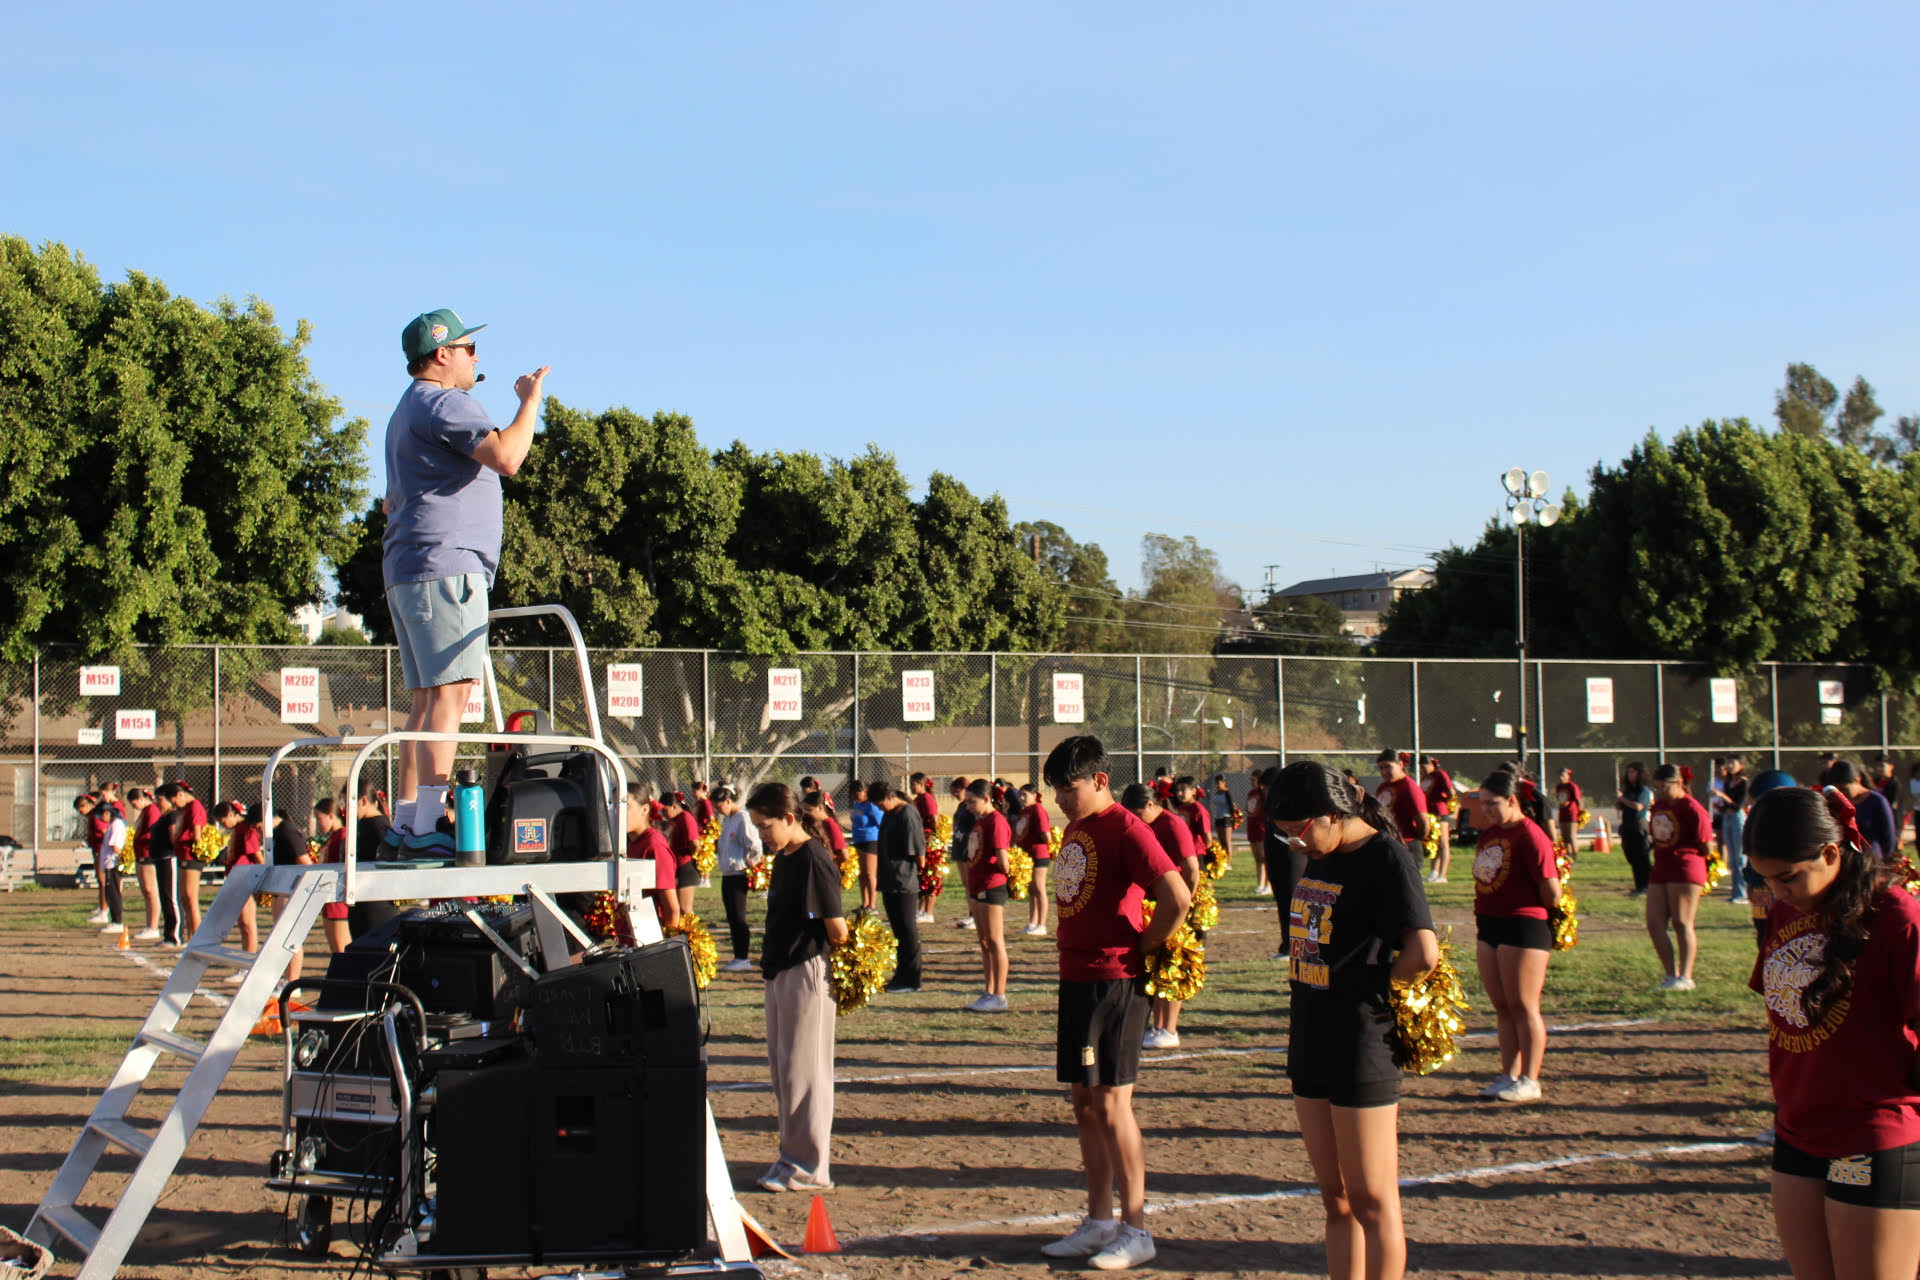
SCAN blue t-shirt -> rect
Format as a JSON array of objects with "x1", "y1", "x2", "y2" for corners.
[
  {"x1": 849, "y1": 801, "x2": 882, "y2": 845},
  {"x1": 1854, "y1": 788, "x2": 1897, "y2": 860},
  {"x1": 381, "y1": 381, "x2": 502, "y2": 587}
]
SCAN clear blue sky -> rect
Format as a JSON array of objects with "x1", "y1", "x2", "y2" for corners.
[{"x1": 11, "y1": 3, "x2": 1917, "y2": 597}]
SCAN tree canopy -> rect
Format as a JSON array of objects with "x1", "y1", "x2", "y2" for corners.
[{"x1": 0, "y1": 237, "x2": 368, "y2": 663}]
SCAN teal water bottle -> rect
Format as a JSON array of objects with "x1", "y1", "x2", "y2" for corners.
[{"x1": 454, "y1": 769, "x2": 486, "y2": 866}]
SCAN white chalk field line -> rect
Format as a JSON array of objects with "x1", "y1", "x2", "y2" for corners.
[
  {"x1": 711, "y1": 1017, "x2": 1659, "y2": 1092},
  {"x1": 850, "y1": 1136, "x2": 1768, "y2": 1246}
]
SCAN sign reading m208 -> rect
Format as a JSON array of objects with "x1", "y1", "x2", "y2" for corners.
[
  {"x1": 901, "y1": 669, "x2": 936, "y2": 722},
  {"x1": 768, "y1": 668, "x2": 803, "y2": 722},
  {"x1": 280, "y1": 667, "x2": 321, "y2": 724},
  {"x1": 607, "y1": 664, "x2": 644, "y2": 718}
]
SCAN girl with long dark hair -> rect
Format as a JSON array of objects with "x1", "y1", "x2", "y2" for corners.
[
  {"x1": 1647, "y1": 763, "x2": 1712, "y2": 990},
  {"x1": 1470, "y1": 769, "x2": 1562, "y2": 1103},
  {"x1": 1615, "y1": 762, "x2": 1654, "y2": 897},
  {"x1": 745, "y1": 782, "x2": 848, "y2": 1194},
  {"x1": 1268, "y1": 761, "x2": 1438, "y2": 1280},
  {"x1": 962, "y1": 778, "x2": 1012, "y2": 1012},
  {"x1": 1747, "y1": 786, "x2": 1920, "y2": 1279}
]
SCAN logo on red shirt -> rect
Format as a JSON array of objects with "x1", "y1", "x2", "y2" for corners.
[
  {"x1": 1473, "y1": 838, "x2": 1511, "y2": 892},
  {"x1": 1763, "y1": 913, "x2": 1850, "y2": 1050},
  {"x1": 1053, "y1": 834, "x2": 1097, "y2": 918},
  {"x1": 1649, "y1": 809, "x2": 1678, "y2": 848}
]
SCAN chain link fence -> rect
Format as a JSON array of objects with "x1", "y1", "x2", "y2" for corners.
[{"x1": 5, "y1": 644, "x2": 1917, "y2": 875}]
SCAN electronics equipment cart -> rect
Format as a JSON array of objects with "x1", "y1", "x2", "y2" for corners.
[{"x1": 23, "y1": 606, "x2": 761, "y2": 1280}]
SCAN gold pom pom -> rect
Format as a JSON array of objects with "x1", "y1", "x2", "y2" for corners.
[
  {"x1": 827, "y1": 907, "x2": 898, "y2": 1015},
  {"x1": 694, "y1": 818, "x2": 720, "y2": 877},
  {"x1": 585, "y1": 890, "x2": 621, "y2": 940},
  {"x1": 665, "y1": 912, "x2": 718, "y2": 988},
  {"x1": 1006, "y1": 847, "x2": 1034, "y2": 900},
  {"x1": 192, "y1": 823, "x2": 227, "y2": 864},
  {"x1": 1389, "y1": 930, "x2": 1472, "y2": 1076},
  {"x1": 1705, "y1": 847, "x2": 1726, "y2": 890},
  {"x1": 1576, "y1": 807, "x2": 1592, "y2": 829},
  {"x1": 1188, "y1": 875, "x2": 1220, "y2": 933},
  {"x1": 1549, "y1": 892, "x2": 1580, "y2": 951},
  {"x1": 1048, "y1": 826, "x2": 1063, "y2": 857},
  {"x1": 116, "y1": 843, "x2": 136, "y2": 876},
  {"x1": 1204, "y1": 838, "x2": 1232, "y2": 880},
  {"x1": 1143, "y1": 922, "x2": 1208, "y2": 1003},
  {"x1": 839, "y1": 849, "x2": 859, "y2": 890},
  {"x1": 928, "y1": 812, "x2": 955, "y2": 859},
  {"x1": 1422, "y1": 822, "x2": 1443, "y2": 861},
  {"x1": 745, "y1": 857, "x2": 771, "y2": 893},
  {"x1": 1892, "y1": 856, "x2": 1920, "y2": 896}
]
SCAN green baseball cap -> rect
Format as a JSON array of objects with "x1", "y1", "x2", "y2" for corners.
[{"x1": 401, "y1": 308, "x2": 487, "y2": 361}]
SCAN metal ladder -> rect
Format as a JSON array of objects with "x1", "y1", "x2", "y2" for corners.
[{"x1": 26, "y1": 862, "x2": 333, "y2": 1279}]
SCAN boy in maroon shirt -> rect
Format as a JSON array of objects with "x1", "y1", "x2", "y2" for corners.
[
  {"x1": 1373, "y1": 749, "x2": 1430, "y2": 849},
  {"x1": 1040, "y1": 736, "x2": 1190, "y2": 1271}
]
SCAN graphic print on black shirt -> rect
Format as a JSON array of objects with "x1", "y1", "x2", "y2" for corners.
[{"x1": 1289, "y1": 877, "x2": 1340, "y2": 988}]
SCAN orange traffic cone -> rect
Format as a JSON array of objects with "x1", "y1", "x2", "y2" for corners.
[
  {"x1": 802, "y1": 1194, "x2": 840, "y2": 1254},
  {"x1": 1594, "y1": 818, "x2": 1612, "y2": 854},
  {"x1": 737, "y1": 1207, "x2": 796, "y2": 1260},
  {"x1": 116, "y1": 928, "x2": 130, "y2": 950},
  {"x1": 251, "y1": 1010, "x2": 282, "y2": 1038}
]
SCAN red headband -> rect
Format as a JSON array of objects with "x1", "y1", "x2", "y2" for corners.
[{"x1": 1821, "y1": 786, "x2": 1869, "y2": 854}]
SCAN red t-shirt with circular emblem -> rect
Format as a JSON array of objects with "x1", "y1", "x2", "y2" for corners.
[{"x1": 1471, "y1": 818, "x2": 1555, "y2": 919}]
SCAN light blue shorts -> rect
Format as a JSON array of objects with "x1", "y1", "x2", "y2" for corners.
[{"x1": 386, "y1": 572, "x2": 489, "y2": 691}]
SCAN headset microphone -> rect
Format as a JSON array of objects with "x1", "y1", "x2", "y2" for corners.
[{"x1": 474, "y1": 373, "x2": 486, "y2": 382}]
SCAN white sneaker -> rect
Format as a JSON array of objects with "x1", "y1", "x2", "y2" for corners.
[
  {"x1": 1141, "y1": 1027, "x2": 1180, "y2": 1049},
  {"x1": 965, "y1": 993, "x2": 1008, "y2": 1013},
  {"x1": 100, "y1": 922, "x2": 126, "y2": 934},
  {"x1": 956, "y1": 916, "x2": 975, "y2": 929},
  {"x1": 1090, "y1": 1223, "x2": 1157, "y2": 1271},
  {"x1": 1673, "y1": 976, "x2": 1696, "y2": 991},
  {"x1": 1657, "y1": 975, "x2": 1683, "y2": 990},
  {"x1": 1254, "y1": 883, "x2": 1272, "y2": 895},
  {"x1": 1022, "y1": 923, "x2": 1047, "y2": 937},
  {"x1": 721, "y1": 958, "x2": 754, "y2": 973},
  {"x1": 1041, "y1": 1216, "x2": 1120, "y2": 1258},
  {"x1": 916, "y1": 911, "x2": 934, "y2": 923},
  {"x1": 1492, "y1": 1076, "x2": 1542, "y2": 1103},
  {"x1": 1478, "y1": 1072, "x2": 1515, "y2": 1098},
  {"x1": 133, "y1": 928, "x2": 162, "y2": 941},
  {"x1": 86, "y1": 910, "x2": 111, "y2": 925}
]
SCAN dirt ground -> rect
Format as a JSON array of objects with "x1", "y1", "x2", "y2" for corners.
[{"x1": 1, "y1": 885, "x2": 1786, "y2": 1280}]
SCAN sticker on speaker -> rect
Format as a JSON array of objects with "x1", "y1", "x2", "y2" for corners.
[{"x1": 514, "y1": 818, "x2": 549, "y2": 855}]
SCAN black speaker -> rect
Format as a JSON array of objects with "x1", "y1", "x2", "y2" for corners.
[
  {"x1": 522, "y1": 940, "x2": 703, "y2": 1069},
  {"x1": 430, "y1": 1044, "x2": 532, "y2": 1257},
  {"x1": 526, "y1": 1063, "x2": 707, "y2": 1260},
  {"x1": 485, "y1": 748, "x2": 614, "y2": 864}
]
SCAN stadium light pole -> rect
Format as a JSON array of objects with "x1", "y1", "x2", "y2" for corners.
[{"x1": 1502, "y1": 468, "x2": 1561, "y2": 771}]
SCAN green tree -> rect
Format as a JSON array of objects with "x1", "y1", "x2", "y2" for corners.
[
  {"x1": 1227, "y1": 591, "x2": 1358, "y2": 657},
  {"x1": 1013, "y1": 520, "x2": 1126, "y2": 651},
  {"x1": 1775, "y1": 362, "x2": 1838, "y2": 439},
  {"x1": 0, "y1": 237, "x2": 367, "y2": 663},
  {"x1": 1373, "y1": 503, "x2": 1583, "y2": 660},
  {"x1": 1835, "y1": 376, "x2": 1885, "y2": 451}
]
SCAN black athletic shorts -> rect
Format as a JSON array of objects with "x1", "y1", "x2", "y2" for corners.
[
  {"x1": 675, "y1": 861, "x2": 701, "y2": 889},
  {"x1": 1056, "y1": 978, "x2": 1151, "y2": 1087},
  {"x1": 1476, "y1": 914, "x2": 1553, "y2": 951},
  {"x1": 971, "y1": 885, "x2": 1009, "y2": 906},
  {"x1": 1773, "y1": 1134, "x2": 1920, "y2": 1209},
  {"x1": 1290, "y1": 1076, "x2": 1401, "y2": 1109}
]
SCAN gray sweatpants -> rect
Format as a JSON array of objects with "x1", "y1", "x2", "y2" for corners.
[{"x1": 765, "y1": 954, "x2": 836, "y2": 1180}]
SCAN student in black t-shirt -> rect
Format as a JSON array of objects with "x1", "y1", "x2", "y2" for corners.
[
  {"x1": 1268, "y1": 761, "x2": 1438, "y2": 1280},
  {"x1": 745, "y1": 782, "x2": 848, "y2": 1195}
]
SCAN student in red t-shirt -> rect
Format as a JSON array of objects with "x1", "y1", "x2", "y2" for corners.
[
  {"x1": 1171, "y1": 777, "x2": 1213, "y2": 873},
  {"x1": 662, "y1": 791, "x2": 703, "y2": 917},
  {"x1": 1372, "y1": 750, "x2": 1430, "y2": 855},
  {"x1": 212, "y1": 800, "x2": 263, "y2": 964},
  {"x1": 1245, "y1": 771, "x2": 1271, "y2": 896},
  {"x1": 1037, "y1": 736, "x2": 1190, "y2": 1271},
  {"x1": 1647, "y1": 762, "x2": 1713, "y2": 990},
  {"x1": 911, "y1": 773, "x2": 942, "y2": 922},
  {"x1": 1747, "y1": 786, "x2": 1920, "y2": 1279},
  {"x1": 1554, "y1": 768, "x2": 1583, "y2": 852},
  {"x1": 127, "y1": 787, "x2": 164, "y2": 940},
  {"x1": 692, "y1": 779, "x2": 716, "y2": 831},
  {"x1": 1017, "y1": 784, "x2": 1055, "y2": 938},
  {"x1": 312, "y1": 798, "x2": 352, "y2": 954},
  {"x1": 802, "y1": 789, "x2": 848, "y2": 895},
  {"x1": 169, "y1": 783, "x2": 210, "y2": 941},
  {"x1": 625, "y1": 783, "x2": 680, "y2": 930},
  {"x1": 961, "y1": 779, "x2": 1012, "y2": 1012},
  {"x1": 1121, "y1": 784, "x2": 1199, "y2": 1050},
  {"x1": 1471, "y1": 769, "x2": 1562, "y2": 1103},
  {"x1": 1419, "y1": 756, "x2": 1456, "y2": 885}
]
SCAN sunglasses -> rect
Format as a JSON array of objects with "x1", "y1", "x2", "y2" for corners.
[{"x1": 444, "y1": 342, "x2": 476, "y2": 356}]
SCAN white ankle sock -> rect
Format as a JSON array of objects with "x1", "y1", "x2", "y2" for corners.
[
  {"x1": 414, "y1": 785, "x2": 448, "y2": 831},
  {"x1": 395, "y1": 800, "x2": 418, "y2": 835}
]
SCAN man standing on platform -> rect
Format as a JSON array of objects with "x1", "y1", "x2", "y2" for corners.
[
  {"x1": 381, "y1": 308, "x2": 549, "y2": 853},
  {"x1": 872, "y1": 780, "x2": 925, "y2": 993}
]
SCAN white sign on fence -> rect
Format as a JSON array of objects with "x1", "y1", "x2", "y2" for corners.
[
  {"x1": 607, "y1": 663, "x2": 645, "y2": 718},
  {"x1": 1821, "y1": 706, "x2": 1844, "y2": 725},
  {"x1": 768, "y1": 668, "x2": 803, "y2": 721},
  {"x1": 77, "y1": 727, "x2": 104, "y2": 746},
  {"x1": 1052, "y1": 673, "x2": 1085, "y2": 723},
  {"x1": 1494, "y1": 722, "x2": 1514, "y2": 740},
  {"x1": 1709, "y1": 678, "x2": 1739, "y2": 724},
  {"x1": 1818, "y1": 680, "x2": 1845, "y2": 706},
  {"x1": 80, "y1": 665, "x2": 121, "y2": 697},
  {"x1": 901, "y1": 669, "x2": 935, "y2": 722},
  {"x1": 279, "y1": 667, "x2": 321, "y2": 724},
  {"x1": 1585, "y1": 677, "x2": 1615, "y2": 724},
  {"x1": 462, "y1": 683, "x2": 485, "y2": 724},
  {"x1": 115, "y1": 709, "x2": 156, "y2": 741}
]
